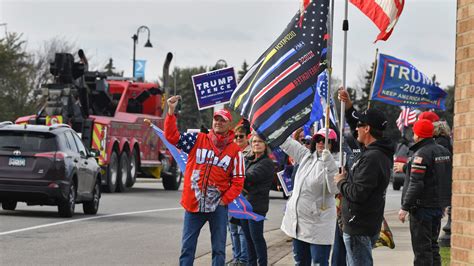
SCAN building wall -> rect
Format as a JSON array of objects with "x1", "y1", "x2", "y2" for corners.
[{"x1": 452, "y1": 1, "x2": 474, "y2": 264}]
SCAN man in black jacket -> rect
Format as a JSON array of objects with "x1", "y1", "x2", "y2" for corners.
[
  {"x1": 335, "y1": 89, "x2": 395, "y2": 266},
  {"x1": 397, "y1": 119, "x2": 452, "y2": 266}
]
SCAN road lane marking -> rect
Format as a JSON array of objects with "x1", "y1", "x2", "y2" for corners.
[{"x1": 0, "y1": 207, "x2": 182, "y2": 236}]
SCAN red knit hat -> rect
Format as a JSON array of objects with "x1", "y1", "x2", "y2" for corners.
[
  {"x1": 418, "y1": 111, "x2": 439, "y2": 122},
  {"x1": 413, "y1": 119, "x2": 434, "y2": 138}
]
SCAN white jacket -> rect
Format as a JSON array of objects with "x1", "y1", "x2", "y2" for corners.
[{"x1": 280, "y1": 138, "x2": 339, "y2": 245}]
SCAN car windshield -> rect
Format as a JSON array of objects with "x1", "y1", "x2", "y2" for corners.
[{"x1": 0, "y1": 131, "x2": 57, "y2": 152}]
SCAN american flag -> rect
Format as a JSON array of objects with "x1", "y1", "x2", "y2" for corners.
[
  {"x1": 396, "y1": 106, "x2": 418, "y2": 132},
  {"x1": 230, "y1": 0, "x2": 329, "y2": 148},
  {"x1": 150, "y1": 124, "x2": 188, "y2": 173}
]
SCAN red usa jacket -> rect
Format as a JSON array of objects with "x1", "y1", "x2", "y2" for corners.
[{"x1": 164, "y1": 114, "x2": 245, "y2": 213}]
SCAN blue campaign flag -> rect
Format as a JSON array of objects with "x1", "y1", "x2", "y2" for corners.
[
  {"x1": 150, "y1": 124, "x2": 187, "y2": 173},
  {"x1": 371, "y1": 54, "x2": 447, "y2": 110},
  {"x1": 303, "y1": 71, "x2": 325, "y2": 137},
  {"x1": 228, "y1": 194, "x2": 266, "y2": 221},
  {"x1": 134, "y1": 60, "x2": 146, "y2": 80}
]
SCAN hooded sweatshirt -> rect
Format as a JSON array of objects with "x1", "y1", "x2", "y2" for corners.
[
  {"x1": 337, "y1": 137, "x2": 395, "y2": 236},
  {"x1": 164, "y1": 114, "x2": 245, "y2": 213}
]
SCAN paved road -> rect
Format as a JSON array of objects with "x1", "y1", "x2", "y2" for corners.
[
  {"x1": 0, "y1": 179, "x2": 402, "y2": 265},
  {"x1": 0, "y1": 179, "x2": 287, "y2": 265}
]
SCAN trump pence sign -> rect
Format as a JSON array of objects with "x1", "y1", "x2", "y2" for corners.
[{"x1": 192, "y1": 67, "x2": 237, "y2": 110}]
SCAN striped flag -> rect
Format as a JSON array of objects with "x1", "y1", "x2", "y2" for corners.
[
  {"x1": 350, "y1": 0, "x2": 404, "y2": 42},
  {"x1": 396, "y1": 106, "x2": 418, "y2": 132},
  {"x1": 229, "y1": 0, "x2": 329, "y2": 148},
  {"x1": 150, "y1": 124, "x2": 188, "y2": 173}
]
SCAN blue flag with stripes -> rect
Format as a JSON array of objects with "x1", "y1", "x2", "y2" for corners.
[{"x1": 229, "y1": 0, "x2": 329, "y2": 148}]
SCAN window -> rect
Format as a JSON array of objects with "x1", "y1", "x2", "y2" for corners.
[
  {"x1": 0, "y1": 131, "x2": 57, "y2": 152},
  {"x1": 65, "y1": 131, "x2": 79, "y2": 153},
  {"x1": 71, "y1": 132, "x2": 87, "y2": 157}
]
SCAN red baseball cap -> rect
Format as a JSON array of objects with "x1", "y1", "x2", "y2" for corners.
[
  {"x1": 418, "y1": 111, "x2": 439, "y2": 122},
  {"x1": 213, "y1": 109, "x2": 232, "y2": 122}
]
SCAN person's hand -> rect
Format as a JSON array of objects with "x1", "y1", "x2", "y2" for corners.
[
  {"x1": 218, "y1": 200, "x2": 226, "y2": 206},
  {"x1": 393, "y1": 162, "x2": 405, "y2": 173},
  {"x1": 398, "y1": 209, "x2": 408, "y2": 223},
  {"x1": 337, "y1": 88, "x2": 353, "y2": 110},
  {"x1": 167, "y1": 95, "x2": 181, "y2": 114},
  {"x1": 334, "y1": 169, "x2": 346, "y2": 184},
  {"x1": 321, "y1": 149, "x2": 332, "y2": 162},
  {"x1": 143, "y1": 119, "x2": 152, "y2": 128}
]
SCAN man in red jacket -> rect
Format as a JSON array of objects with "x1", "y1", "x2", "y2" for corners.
[{"x1": 165, "y1": 95, "x2": 245, "y2": 266}]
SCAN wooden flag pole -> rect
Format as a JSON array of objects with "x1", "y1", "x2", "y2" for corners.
[{"x1": 367, "y1": 48, "x2": 379, "y2": 110}]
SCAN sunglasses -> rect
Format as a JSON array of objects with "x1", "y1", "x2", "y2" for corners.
[
  {"x1": 234, "y1": 134, "x2": 246, "y2": 139},
  {"x1": 356, "y1": 122, "x2": 368, "y2": 128},
  {"x1": 315, "y1": 137, "x2": 326, "y2": 143},
  {"x1": 300, "y1": 139, "x2": 311, "y2": 145}
]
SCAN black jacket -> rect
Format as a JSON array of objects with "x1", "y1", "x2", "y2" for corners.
[
  {"x1": 244, "y1": 154, "x2": 275, "y2": 216},
  {"x1": 401, "y1": 138, "x2": 452, "y2": 211},
  {"x1": 337, "y1": 106, "x2": 394, "y2": 236},
  {"x1": 337, "y1": 138, "x2": 394, "y2": 236}
]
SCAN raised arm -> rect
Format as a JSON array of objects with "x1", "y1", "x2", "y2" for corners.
[{"x1": 279, "y1": 137, "x2": 310, "y2": 164}]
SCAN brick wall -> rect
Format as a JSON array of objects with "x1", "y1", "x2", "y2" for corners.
[{"x1": 452, "y1": 1, "x2": 474, "y2": 264}]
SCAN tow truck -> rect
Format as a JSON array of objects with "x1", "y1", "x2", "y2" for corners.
[{"x1": 16, "y1": 50, "x2": 181, "y2": 192}]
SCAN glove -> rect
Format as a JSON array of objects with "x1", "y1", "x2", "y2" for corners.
[{"x1": 321, "y1": 149, "x2": 332, "y2": 162}]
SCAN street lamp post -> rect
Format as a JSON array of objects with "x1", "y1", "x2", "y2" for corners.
[{"x1": 132, "y1": 25, "x2": 153, "y2": 79}]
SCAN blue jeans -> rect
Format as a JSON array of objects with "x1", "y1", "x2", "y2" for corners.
[
  {"x1": 331, "y1": 223, "x2": 347, "y2": 266},
  {"x1": 292, "y1": 238, "x2": 331, "y2": 266},
  {"x1": 343, "y1": 232, "x2": 379, "y2": 266},
  {"x1": 179, "y1": 205, "x2": 228, "y2": 266},
  {"x1": 241, "y1": 219, "x2": 267, "y2": 266},
  {"x1": 409, "y1": 208, "x2": 443, "y2": 266},
  {"x1": 228, "y1": 220, "x2": 248, "y2": 262}
]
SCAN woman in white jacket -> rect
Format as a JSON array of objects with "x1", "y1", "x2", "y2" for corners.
[{"x1": 280, "y1": 128, "x2": 339, "y2": 266}]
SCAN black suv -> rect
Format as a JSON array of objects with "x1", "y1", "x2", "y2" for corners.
[{"x1": 0, "y1": 122, "x2": 101, "y2": 217}]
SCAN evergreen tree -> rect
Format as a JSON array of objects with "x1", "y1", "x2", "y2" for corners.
[
  {"x1": 237, "y1": 60, "x2": 249, "y2": 82},
  {"x1": 0, "y1": 33, "x2": 36, "y2": 121}
]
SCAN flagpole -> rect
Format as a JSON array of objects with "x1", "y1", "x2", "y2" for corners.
[
  {"x1": 319, "y1": 0, "x2": 335, "y2": 212},
  {"x1": 367, "y1": 48, "x2": 379, "y2": 109},
  {"x1": 339, "y1": 0, "x2": 349, "y2": 168}
]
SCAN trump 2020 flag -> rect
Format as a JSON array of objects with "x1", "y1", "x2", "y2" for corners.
[
  {"x1": 371, "y1": 53, "x2": 447, "y2": 110},
  {"x1": 350, "y1": 0, "x2": 404, "y2": 42},
  {"x1": 230, "y1": 0, "x2": 329, "y2": 147},
  {"x1": 228, "y1": 194, "x2": 266, "y2": 221},
  {"x1": 150, "y1": 124, "x2": 187, "y2": 173}
]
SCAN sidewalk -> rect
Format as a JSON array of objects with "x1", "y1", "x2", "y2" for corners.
[{"x1": 195, "y1": 210, "x2": 415, "y2": 265}]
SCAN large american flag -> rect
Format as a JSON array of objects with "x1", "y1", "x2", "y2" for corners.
[
  {"x1": 396, "y1": 106, "x2": 418, "y2": 132},
  {"x1": 229, "y1": 0, "x2": 329, "y2": 147}
]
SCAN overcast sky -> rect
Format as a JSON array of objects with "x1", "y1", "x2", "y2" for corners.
[{"x1": 0, "y1": 0, "x2": 456, "y2": 89}]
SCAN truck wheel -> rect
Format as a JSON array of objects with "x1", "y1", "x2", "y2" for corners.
[
  {"x1": 58, "y1": 183, "x2": 76, "y2": 218},
  {"x1": 127, "y1": 149, "x2": 138, "y2": 188},
  {"x1": 2, "y1": 201, "x2": 17, "y2": 211},
  {"x1": 162, "y1": 164, "x2": 182, "y2": 190},
  {"x1": 116, "y1": 152, "x2": 130, "y2": 192},
  {"x1": 103, "y1": 151, "x2": 118, "y2": 193},
  {"x1": 83, "y1": 181, "x2": 101, "y2": 215}
]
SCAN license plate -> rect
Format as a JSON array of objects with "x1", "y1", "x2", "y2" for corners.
[{"x1": 9, "y1": 157, "x2": 26, "y2": 167}]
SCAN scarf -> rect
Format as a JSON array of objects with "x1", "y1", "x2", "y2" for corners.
[{"x1": 208, "y1": 129, "x2": 234, "y2": 154}]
